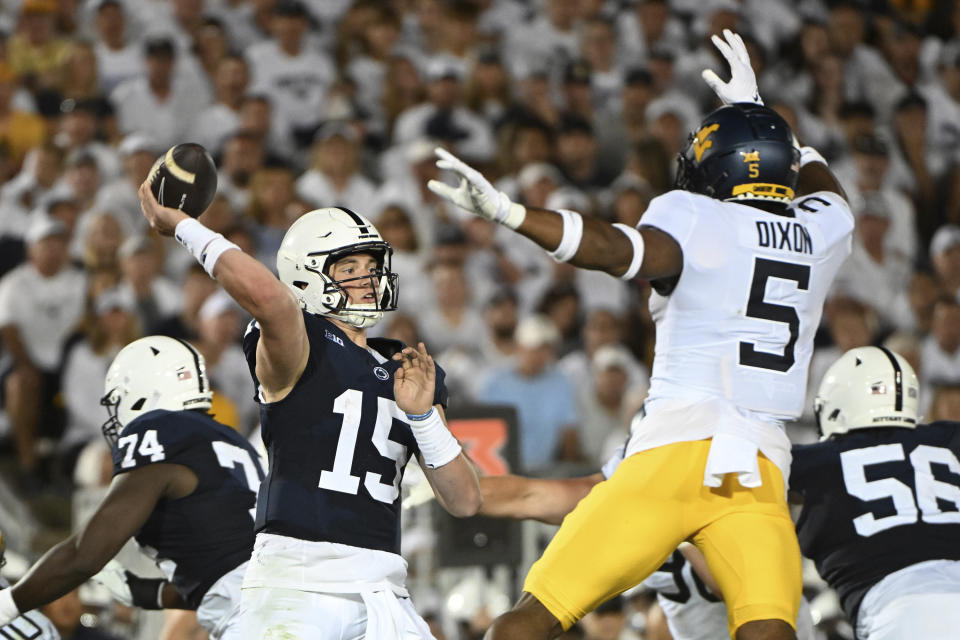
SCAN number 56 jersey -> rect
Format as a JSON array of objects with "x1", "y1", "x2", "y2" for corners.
[
  {"x1": 791, "y1": 422, "x2": 960, "y2": 625},
  {"x1": 641, "y1": 189, "x2": 853, "y2": 420}
]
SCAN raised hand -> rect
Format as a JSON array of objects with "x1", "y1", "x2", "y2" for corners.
[
  {"x1": 701, "y1": 29, "x2": 762, "y2": 106},
  {"x1": 393, "y1": 342, "x2": 436, "y2": 417},
  {"x1": 427, "y1": 148, "x2": 526, "y2": 229},
  {"x1": 138, "y1": 180, "x2": 189, "y2": 237}
]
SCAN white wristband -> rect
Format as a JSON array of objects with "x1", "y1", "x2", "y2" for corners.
[
  {"x1": 496, "y1": 191, "x2": 526, "y2": 229},
  {"x1": 175, "y1": 218, "x2": 240, "y2": 277},
  {"x1": 407, "y1": 408, "x2": 461, "y2": 469},
  {"x1": 548, "y1": 209, "x2": 584, "y2": 263},
  {"x1": 799, "y1": 146, "x2": 827, "y2": 168},
  {"x1": 201, "y1": 236, "x2": 241, "y2": 277},
  {"x1": 613, "y1": 223, "x2": 645, "y2": 280},
  {"x1": 0, "y1": 589, "x2": 20, "y2": 626}
]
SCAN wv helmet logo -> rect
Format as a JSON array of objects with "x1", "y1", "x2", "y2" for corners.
[
  {"x1": 694, "y1": 123, "x2": 720, "y2": 162},
  {"x1": 373, "y1": 366, "x2": 389, "y2": 381}
]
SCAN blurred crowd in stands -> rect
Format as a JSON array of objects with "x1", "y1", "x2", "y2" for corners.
[{"x1": 1, "y1": 0, "x2": 960, "y2": 637}]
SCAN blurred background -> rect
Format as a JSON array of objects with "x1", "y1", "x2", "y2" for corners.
[{"x1": 0, "y1": 0, "x2": 958, "y2": 638}]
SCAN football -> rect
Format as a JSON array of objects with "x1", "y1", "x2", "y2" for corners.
[{"x1": 148, "y1": 143, "x2": 218, "y2": 218}]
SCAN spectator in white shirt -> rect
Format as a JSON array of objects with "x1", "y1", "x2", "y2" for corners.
[
  {"x1": 245, "y1": 0, "x2": 335, "y2": 148},
  {"x1": 0, "y1": 215, "x2": 86, "y2": 483},
  {"x1": 116, "y1": 234, "x2": 182, "y2": 334},
  {"x1": 921, "y1": 296, "x2": 960, "y2": 391},
  {"x1": 92, "y1": 133, "x2": 157, "y2": 237},
  {"x1": 931, "y1": 224, "x2": 960, "y2": 301},
  {"x1": 295, "y1": 121, "x2": 376, "y2": 212},
  {"x1": 109, "y1": 36, "x2": 210, "y2": 149},
  {"x1": 216, "y1": 129, "x2": 264, "y2": 213},
  {"x1": 92, "y1": 0, "x2": 142, "y2": 94}
]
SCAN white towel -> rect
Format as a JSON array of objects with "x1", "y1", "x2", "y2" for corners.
[
  {"x1": 359, "y1": 590, "x2": 431, "y2": 640},
  {"x1": 703, "y1": 432, "x2": 762, "y2": 488}
]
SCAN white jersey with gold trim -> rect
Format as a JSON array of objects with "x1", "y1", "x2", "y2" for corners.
[{"x1": 641, "y1": 189, "x2": 853, "y2": 420}]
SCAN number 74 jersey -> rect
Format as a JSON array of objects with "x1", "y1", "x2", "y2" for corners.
[{"x1": 641, "y1": 189, "x2": 853, "y2": 420}]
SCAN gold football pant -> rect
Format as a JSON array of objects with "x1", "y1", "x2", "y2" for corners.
[{"x1": 524, "y1": 439, "x2": 802, "y2": 637}]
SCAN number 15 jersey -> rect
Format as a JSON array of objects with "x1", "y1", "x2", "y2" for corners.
[{"x1": 641, "y1": 189, "x2": 853, "y2": 420}]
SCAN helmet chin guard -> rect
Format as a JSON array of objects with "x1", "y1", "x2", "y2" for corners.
[{"x1": 278, "y1": 208, "x2": 399, "y2": 329}]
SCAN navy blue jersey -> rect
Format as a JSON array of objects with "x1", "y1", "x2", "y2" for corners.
[
  {"x1": 111, "y1": 410, "x2": 264, "y2": 609},
  {"x1": 242, "y1": 313, "x2": 448, "y2": 554},
  {"x1": 791, "y1": 422, "x2": 960, "y2": 624}
]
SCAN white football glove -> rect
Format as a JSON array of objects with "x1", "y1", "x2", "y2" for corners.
[
  {"x1": 90, "y1": 559, "x2": 133, "y2": 607},
  {"x1": 701, "y1": 29, "x2": 763, "y2": 106},
  {"x1": 426, "y1": 148, "x2": 526, "y2": 229}
]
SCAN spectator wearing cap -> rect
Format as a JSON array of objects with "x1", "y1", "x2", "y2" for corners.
[
  {"x1": 393, "y1": 54, "x2": 495, "y2": 163},
  {"x1": 54, "y1": 97, "x2": 120, "y2": 181},
  {"x1": 295, "y1": 121, "x2": 376, "y2": 212},
  {"x1": 93, "y1": 0, "x2": 142, "y2": 94},
  {"x1": 554, "y1": 114, "x2": 616, "y2": 193},
  {"x1": 830, "y1": 193, "x2": 912, "y2": 330},
  {"x1": 0, "y1": 62, "x2": 46, "y2": 169},
  {"x1": 0, "y1": 214, "x2": 86, "y2": 484},
  {"x1": 931, "y1": 224, "x2": 960, "y2": 301},
  {"x1": 194, "y1": 290, "x2": 258, "y2": 434},
  {"x1": 109, "y1": 37, "x2": 210, "y2": 149},
  {"x1": 91, "y1": 134, "x2": 157, "y2": 237},
  {"x1": 245, "y1": 0, "x2": 335, "y2": 148},
  {"x1": 833, "y1": 134, "x2": 918, "y2": 261},
  {"x1": 187, "y1": 54, "x2": 251, "y2": 158},
  {"x1": 477, "y1": 314, "x2": 581, "y2": 471},
  {"x1": 921, "y1": 296, "x2": 960, "y2": 393},
  {"x1": 116, "y1": 234, "x2": 182, "y2": 334},
  {"x1": 60, "y1": 286, "x2": 140, "y2": 466},
  {"x1": 7, "y1": 0, "x2": 71, "y2": 91}
]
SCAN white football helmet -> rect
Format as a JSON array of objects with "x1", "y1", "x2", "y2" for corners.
[
  {"x1": 814, "y1": 346, "x2": 920, "y2": 440},
  {"x1": 100, "y1": 336, "x2": 213, "y2": 446},
  {"x1": 276, "y1": 207, "x2": 398, "y2": 329}
]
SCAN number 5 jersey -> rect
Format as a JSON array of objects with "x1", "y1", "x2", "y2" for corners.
[{"x1": 624, "y1": 189, "x2": 853, "y2": 485}]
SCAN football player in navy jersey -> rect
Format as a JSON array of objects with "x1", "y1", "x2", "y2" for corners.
[
  {"x1": 137, "y1": 185, "x2": 481, "y2": 638},
  {"x1": 792, "y1": 346, "x2": 960, "y2": 640},
  {"x1": 0, "y1": 336, "x2": 265, "y2": 640}
]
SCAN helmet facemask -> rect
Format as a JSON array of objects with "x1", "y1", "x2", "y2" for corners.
[{"x1": 100, "y1": 386, "x2": 125, "y2": 448}]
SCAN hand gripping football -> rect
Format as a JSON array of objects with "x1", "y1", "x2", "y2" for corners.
[{"x1": 148, "y1": 143, "x2": 218, "y2": 217}]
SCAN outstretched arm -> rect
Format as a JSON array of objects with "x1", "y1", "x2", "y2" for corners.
[
  {"x1": 478, "y1": 473, "x2": 603, "y2": 525},
  {"x1": 427, "y1": 151, "x2": 682, "y2": 281},
  {"x1": 138, "y1": 183, "x2": 308, "y2": 398},
  {"x1": 0, "y1": 464, "x2": 185, "y2": 622}
]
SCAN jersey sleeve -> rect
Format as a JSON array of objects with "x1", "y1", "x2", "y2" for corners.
[
  {"x1": 637, "y1": 190, "x2": 701, "y2": 249},
  {"x1": 111, "y1": 412, "x2": 202, "y2": 476},
  {"x1": 791, "y1": 191, "x2": 854, "y2": 249},
  {"x1": 241, "y1": 319, "x2": 261, "y2": 402},
  {"x1": 433, "y1": 362, "x2": 449, "y2": 409},
  {"x1": 600, "y1": 444, "x2": 626, "y2": 479}
]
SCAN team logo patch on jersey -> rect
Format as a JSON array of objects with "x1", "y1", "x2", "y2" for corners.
[
  {"x1": 373, "y1": 366, "x2": 389, "y2": 381},
  {"x1": 324, "y1": 330, "x2": 344, "y2": 347}
]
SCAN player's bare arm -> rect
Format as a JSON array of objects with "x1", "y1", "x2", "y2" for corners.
[
  {"x1": 3, "y1": 463, "x2": 194, "y2": 616},
  {"x1": 478, "y1": 473, "x2": 603, "y2": 525},
  {"x1": 138, "y1": 182, "x2": 308, "y2": 399},
  {"x1": 394, "y1": 342, "x2": 481, "y2": 517}
]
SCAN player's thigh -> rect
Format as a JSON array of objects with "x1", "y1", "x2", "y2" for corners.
[
  {"x1": 858, "y1": 593, "x2": 960, "y2": 640},
  {"x1": 693, "y1": 506, "x2": 801, "y2": 637},
  {"x1": 524, "y1": 450, "x2": 690, "y2": 630},
  {"x1": 239, "y1": 587, "x2": 367, "y2": 640}
]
